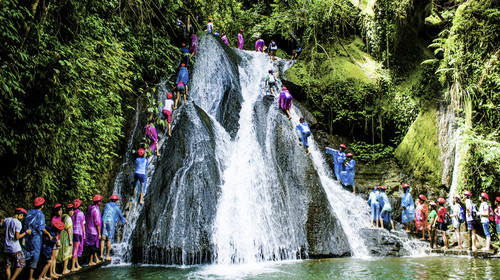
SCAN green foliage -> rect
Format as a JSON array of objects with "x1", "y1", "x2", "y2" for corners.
[{"x1": 350, "y1": 141, "x2": 394, "y2": 165}]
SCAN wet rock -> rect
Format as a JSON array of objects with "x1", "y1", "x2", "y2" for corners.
[{"x1": 359, "y1": 228, "x2": 403, "y2": 257}]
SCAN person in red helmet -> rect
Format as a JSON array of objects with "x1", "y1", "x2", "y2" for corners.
[
  {"x1": 180, "y1": 42, "x2": 190, "y2": 68},
  {"x1": 38, "y1": 221, "x2": 65, "y2": 280},
  {"x1": 49, "y1": 204, "x2": 63, "y2": 278},
  {"x1": 278, "y1": 87, "x2": 293, "y2": 119},
  {"x1": 163, "y1": 92, "x2": 175, "y2": 136},
  {"x1": 415, "y1": 194, "x2": 428, "y2": 240},
  {"x1": 57, "y1": 204, "x2": 74, "y2": 275},
  {"x1": 340, "y1": 153, "x2": 356, "y2": 194},
  {"x1": 400, "y1": 183, "x2": 415, "y2": 233},
  {"x1": 436, "y1": 197, "x2": 449, "y2": 249},
  {"x1": 494, "y1": 197, "x2": 500, "y2": 240},
  {"x1": 71, "y1": 199, "x2": 85, "y2": 271},
  {"x1": 100, "y1": 195, "x2": 127, "y2": 261},
  {"x1": 237, "y1": 29, "x2": 244, "y2": 49},
  {"x1": 23, "y1": 197, "x2": 52, "y2": 280},
  {"x1": 478, "y1": 192, "x2": 492, "y2": 251},
  {"x1": 135, "y1": 148, "x2": 149, "y2": 205},
  {"x1": 377, "y1": 186, "x2": 394, "y2": 230},
  {"x1": 325, "y1": 144, "x2": 347, "y2": 182},
  {"x1": 84, "y1": 195, "x2": 102, "y2": 266},
  {"x1": 1, "y1": 208, "x2": 31, "y2": 280},
  {"x1": 463, "y1": 190, "x2": 477, "y2": 251}
]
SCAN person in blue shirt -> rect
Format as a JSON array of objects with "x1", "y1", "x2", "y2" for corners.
[
  {"x1": 367, "y1": 186, "x2": 380, "y2": 227},
  {"x1": 340, "y1": 153, "x2": 356, "y2": 194},
  {"x1": 37, "y1": 221, "x2": 64, "y2": 280},
  {"x1": 180, "y1": 43, "x2": 190, "y2": 68},
  {"x1": 175, "y1": 63, "x2": 189, "y2": 108},
  {"x1": 378, "y1": 186, "x2": 394, "y2": 230},
  {"x1": 296, "y1": 117, "x2": 311, "y2": 155},
  {"x1": 400, "y1": 183, "x2": 415, "y2": 233},
  {"x1": 100, "y1": 195, "x2": 127, "y2": 261},
  {"x1": 135, "y1": 148, "x2": 149, "y2": 205},
  {"x1": 325, "y1": 144, "x2": 346, "y2": 183}
]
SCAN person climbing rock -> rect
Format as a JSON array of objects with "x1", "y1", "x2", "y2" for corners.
[
  {"x1": 265, "y1": 69, "x2": 277, "y2": 95},
  {"x1": 415, "y1": 194, "x2": 428, "y2": 240},
  {"x1": 23, "y1": 197, "x2": 51, "y2": 280},
  {"x1": 175, "y1": 63, "x2": 189, "y2": 108},
  {"x1": 478, "y1": 192, "x2": 492, "y2": 251},
  {"x1": 325, "y1": 144, "x2": 346, "y2": 182},
  {"x1": 163, "y1": 92, "x2": 175, "y2": 137},
  {"x1": 268, "y1": 40, "x2": 278, "y2": 61},
  {"x1": 71, "y1": 199, "x2": 84, "y2": 272},
  {"x1": 57, "y1": 204, "x2": 74, "y2": 275},
  {"x1": 255, "y1": 38, "x2": 265, "y2": 52},
  {"x1": 367, "y1": 186, "x2": 380, "y2": 227},
  {"x1": 400, "y1": 183, "x2": 415, "y2": 233},
  {"x1": 278, "y1": 87, "x2": 292, "y2": 119},
  {"x1": 100, "y1": 195, "x2": 127, "y2": 261},
  {"x1": 206, "y1": 18, "x2": 213, "y2": 33},
  {"x1": 340, "y1": 153, "x2": 356, "y2": 194},
  {"x1": 189, "y1": 33, "x2": 198, "y2": 59},
  {"x1": 296, "y1": 117, "x2": 311, "y2": 155},
  {"x1": 436, "y1": 197, "x2": 449, "y2": 249},
  {"x1": 378, "y1": 186, "x2": 394, "y2": 230},
  {"x1": 135, "y1": 148, "x2": 149, "y2": 205},
  {"x1": 1, "y1": 208, "x2": 30, "y2": 280},
  {"x1": 464, "y1": 190, "x2": 477, "y2": 251},
  {"x1": 237, "y1": 29, "x2": 244, "y2": 50},
  {"x1": 143, "y1": 119, "x2": 160, "y2": 157},
  {"x1": 180, "y1": 43, "x2": 190, "y2": 68},
  {"x1": 221, "y1": 33, "x2": 229, "y2": 46},
  {"x1": 176, "y1": 17, "x2": 186, "y2": 37},
  {"x1": 84, "y1": 195, "x2": 102, "y2": 266}
]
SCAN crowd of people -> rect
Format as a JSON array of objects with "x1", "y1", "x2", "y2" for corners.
[
  {"x1": 1, "y1": 196, "x2": 127, "y2": 280},
  {"x1": 369, "y1": 184, "x2": 500, "y2": 251}
]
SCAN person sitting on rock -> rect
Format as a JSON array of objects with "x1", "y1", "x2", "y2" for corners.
[
  {"x1": 325, "y1": 144, "x2": 346, "y2": 183},
  {"x1": 378, "y1": 186, "x2": 394, "y2": 230},
  {"x1": 296, "y1": 117, "x2": 311, "y2": 155},
  {"x1": 340, "y1": 153, "x2": 356, "y2": 194},
  {"x1": 367, "y1": 186, "x2": 380, "y2": 227},
  {"x1": 401, "y1": 183, "x2": 415, "y2": 233},
  {"x1": 278, "y1": 87, "x2": 292, "y2": 119}
]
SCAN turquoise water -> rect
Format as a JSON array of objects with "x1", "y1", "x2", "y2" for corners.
[{"x1": 64, "y1": 257, "x2": 500, "y2": 279}]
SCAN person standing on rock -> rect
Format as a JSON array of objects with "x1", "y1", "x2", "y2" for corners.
[
  {"x1": 478, "y1": 192, "x2": 492, "y2": 251},
  {"x1": 367, "y1": 186, "x2": 380, "y2": 227},
  {"x1": 400, "y1": 184, "x2": 415, "y2": 233},
  {"x1": 415, "y1": 194, "x2": 428, "y2": 240},
  {"x1": 296, "y1": 117, "x2": 311, "y2": 155},
  {"x1": 206, "y1": 18, "x2": 213, "y2": 34},
  {"x1": 71, "y1": 199, "x2": 85, "y2": 272},
  {"x1": 278, "y1": 87, "x2": 293, "y2": 119},
  {"x1": 340, "y1": 153, "x2": 356, "y2": 194},
  {"x1": 57, "y1": 204, "x2": 74, "y2": 275},
  {"x1": 450, "y1": 195, "x2": 463, "y2": 249},
  {"x1": 237, "y1": 29, "x2": 244, "y2": 49},
  {"x1": 325, "y1": 144, "x2": 346, "y2": 183},
  {"x1": 255, "y1": 38, "x2": 265, "y2": 52},
  {"x1": 100, "y1": 195, "x2": 127, "y2": 261},
  {"x1": 464, "y1": 190, "x2": 477, "y2": 251},
  {"x1": 436, "y1": 197, "x2": 449, "y2": 249},
  {"x1": 378, "y1": 186, "x2": 394, "y2": 230},
  {"x1": 494, "y1": 197, "x2": 500, "y2": 240},
  {"x1": 1, "y1": 208, "x2": 30, "y2": 280},
  {"x1": 84, "y1": 195, "x2": 102, "y2": 266},
  {"x1": 268, "y1": 40, "x2": 278, "y2": 61},
  {"x1": 428, "y1": 201, "x2": 438, "y2": 248}
]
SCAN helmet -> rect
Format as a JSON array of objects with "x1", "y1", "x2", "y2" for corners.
[
  {"x1": 181, "y1": 43, "x2": 186, "y2": 47},
  {"x1": 429, "y1": 201, "x2": 437, "y2": 207},
  {"x1": 181, "y1": 63, "x2": 186, "y2": 67},
  {"x1": 437, "y1": 197, "x2": 446, "y2": 204},
  {"x1": 402, "y1": 184, "x2": 410, "y2": 189},
  {"x1": 209, "y1": 18, "x2": 212, "y2": 22},
  {"x1": 268, "y1": 69, "x2": 273, "y2": 73},
  {"x1": 34, "y1": 197, "x2": 45, "y2": 207},
  {"x1": 53, "y1": 203, "x2": 62, "y2": 209},
  {"x1": 110, "y1": 195, "x2": 119, "y2": 200},
  {"x1": 299, "y1": 117, "x2": 305, "y2": 122},
  {"x1": 93, "y1": 194, "x2": 103, "y2": 202},
  {"x1": 167, "y1": 92, "x2": 173, "y2": 99},
  {"x1": 463, "y1": 190, "x2": 472, "y2": 197},
  {"x1": 346, "y1": 153, "x2": 353, "y2": 157},
  {"x1": 282, "y1": 87, "x2": 287, "y2": 91},
  {"x1": 380, "y1": 185, "x2": 386, "y2": 190},
  {"x1": 53, "y1": 221, "x2": 65, "y2": 231},
  {"x1": 73, "y1": 199, "x2": 82, "y2": 208},
  {"x1": 240, "y1": 29, "x2": 243, "y2": 32},
  {"x1": 453, "y1": 195, "x2": 461, "y2": 201},
  {"x1": 138, "y1": 148, "x2": 146, "y2": 156},
  {"x1": 339, "y1": 144, "x2": 346, "y2": 149},
  {"x1": 16, "y1": 208, "x2": 27, "y2": 215},
  {"x1": 496, "y1": 197, "x2": 500, "y2": 203},
  {"x1": 374, "y1": 186, "x2": 380, "y2": 189},
  {"x1": 67, "y1": 204, "x2": 74, "y2": 209},
  {"x1": 419, "y1": 194, "x2": 426, "y2": 201},
  {"x1": 481, "y1": 192, "x2": 489, "y2": 200}
]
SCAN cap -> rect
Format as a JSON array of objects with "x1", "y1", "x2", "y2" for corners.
[
  {"x1": 93, "y1": 194, "x2": 103, "y2": 202},
  {"x1": 380, "y1": 186, "x2": 386, "y2": 190},
  {"x1": 34, "y1": 197, "x2": 45, "y2": 207},
  {"x1": 402, "y1": 184, "x2": 410, "y2": 189},
  {"x1": 110, "y1": 195, "x2": 119, "y2": 200},
  {"x1": 181, "y1": 63, "x2": 186, "y2": 67},
  {"x1": 167, "y1": 92, "x2": 173, "y2": 99},
  {"x1": 464, "y1": 190, "x2": 472, "y2": 197},
  {"x1": 340, "y1": 144, "x2": 346, "y2": 149},
  {"x1": 437, "y1": 197, "x2": 446, "y2": 204},
  {"x1": 16, "y1": 208, "x2": 27, "y2": 215},
  {"x1": 282, "y1": 87, "x2": 287, "y2": 91},
  {"x1": 53, "y1": 203, "x2": 62, "y2": 209},
  {"x1": 453, "y1": 195, "x2": 461, "y2": 201},
  {"x1": 429, "y1": 201, "x2": 437, "y2": 207},
  {"x1": 67, "y1": 204, "x2": 74, "y2": 209},
  {"x1": 138, "y1": 148, "x2": 145, "y2": 156},
  {"x1": 53, "y1": 221, "x2": 65, "y2": 231},
  {"x1": 346, "y1": 153, "x2": 353, "y2": 157},
  {"x1": 374, "y1": 186, "x2": 380, "y2": 189},
  {"x1": 419, "y1": 194, "x2": 427, "y2": 201},
  {"x1": 496, "y1": 197, "x2": 500, "y2": 203},
  {"x1": 481, "y1": 192, "x2": 489, "y2": 200},
  {"x1": 240, "y1": 29, "x2": 243, "y2": 32},
  {"x1": 73, "y1": 199, "x2": 82, "y2": 208}
]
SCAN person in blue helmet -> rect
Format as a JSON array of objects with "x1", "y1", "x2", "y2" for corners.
[
  {"x1": 378, "y1": 186, "x2": 394, "y2": 230},
  {"x1": 325, "y1": 144, "x2": 346, "y2": 183},
  {"x1": 175, "y1": 63, "x2": 189, "y2": 108},
  {"x1": 400, "y1": 183, "x2": 415, "y2": 233},
  {"x1": 367, "y1": 186, "x2": 380, "y2": 227},
  {"x1": 135, "y1": 148, "x2": 149, "y2": 205},
  {"x1": 22, "y1": 197, "x2": 52, "y2": 280},
  {"x1": 340, "y1": 153, "x2": 356, "y2": 194},
  {"x1": 100, "y1": 195, "x2": 127, "y2": 261},
  {"x1": 296, "y1": 117, "x2": 311, "y2": 155}
]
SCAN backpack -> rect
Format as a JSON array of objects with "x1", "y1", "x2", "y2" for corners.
[
  {"x1": 488, "y1": 206, "x2": 494, "y2": 222},
  {"x1": 471, "y1": 203, "x2": 479, "y2": 221},
  {"x1": 444, "y1": 212, "x2": 452, "y2": 226},
  {"x1": 458, "y1": 206, "x2": 466, "y2": 224},
  {"x1": 268, "y1": 74, "x2": 276, "y2": 83}
]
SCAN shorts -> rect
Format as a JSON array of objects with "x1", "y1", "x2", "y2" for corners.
[
  {"x1": 437, "y1": 222, "x2": 447, "y2": 231},
  {"x1": 482, "y1": 222, "x2": 491, "y2": 237},
  {"x1": 270, "y1": 50, "x2": 277, "y2": 56},
  {"x1": 162, "y1": 109, "x2": 172, "y2": 124},
  {"x1": 101, "y1": 220, "x2": 115, "y2": 243},
  {"x1": 135, "y1": 174, "x2": 147, "y2": 193},
  {"x1": 467, "y1": 220, "x2": 475, "y2": 230},
  {"x1": 496, "y1": 223, "x2": 500, "y2": 234},
  {"x1": 268, "y1": 82, "x2": 276, "y2": 90},
  {"x1": 453, "y1": 218, "x2": 460, "y2": 229},
  {"x1": 177, "y1": 84, "x2": 185, "y2": 92},
  {"x1": 5, "y1": 251, "x2": 26, "y2": 269}
]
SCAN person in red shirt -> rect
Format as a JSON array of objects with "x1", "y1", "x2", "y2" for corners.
[{"x1": 436, "y1": 198, "x2": 449, "y2": 249}]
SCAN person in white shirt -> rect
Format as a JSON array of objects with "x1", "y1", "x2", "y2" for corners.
[
  {"x1": 162, "y1": 92, "x2": 175, "y2": 136},
  {"x1": 478, "y1": 192, "x2": 491, "y2": 251},
  {"x1": 450, "y1": 195, "x2": 463, "y2": 249}
]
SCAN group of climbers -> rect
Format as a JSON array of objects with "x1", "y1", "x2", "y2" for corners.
[
  {"x1": 1, "y1": 196, "x2": 127, "y2": 280},
  {"x1": 325, "y1": 144, "x2": 357, "y2": 194},
  {"x1": 367, "y1": 186, "x2": 394, "y2": 230}
]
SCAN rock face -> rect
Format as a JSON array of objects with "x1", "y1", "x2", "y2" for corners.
[
  {"x1": 131, "y1": 103, "x2": 220, "y2": 264},
  {"x1": 359, "y1": 228, "x2": 403, "y2": 257},
  {"x1": 189, "y1": 34, "x2": 243, "y2": 138}
]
